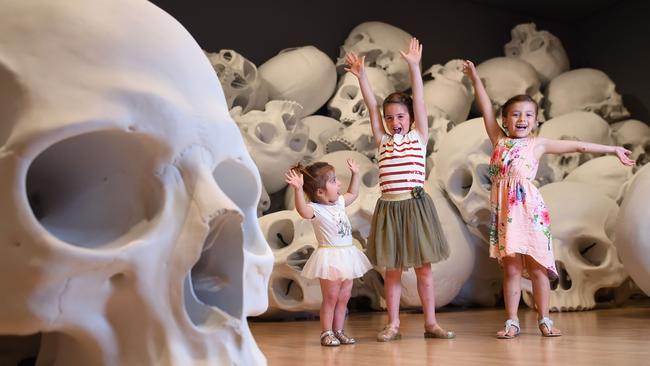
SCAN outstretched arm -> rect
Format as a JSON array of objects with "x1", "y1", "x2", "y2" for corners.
[
  {"x1": 536, "y1": 138, "x2": 636, "y2": 166},
  {"x1": 285, "y1": 169, "x2": 315, "y2": 219},
  {"x1": 400, "y1": 37, "x2": 428, "y2": 143},
  {"x1": 345, "y1": 52, "x2": 386, "y2": 147},
  {"x1": 342, "y1": 159, "x2": 360, "y2": 206},
  {"x1": 463, "y1": 60, "x2": 504, "y2": 146}
]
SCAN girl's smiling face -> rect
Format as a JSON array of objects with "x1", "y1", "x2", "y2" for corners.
[
  {"x1": 503, "y1": 101, "x2": 537, "y2": 138},
  {"x1": 384, "y1": 103, "x2": 412, "y2": 136}
]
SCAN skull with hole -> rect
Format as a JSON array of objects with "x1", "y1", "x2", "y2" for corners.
[
  {"x1": 433, "y1": 118, "x2": 494, "y2": 244},
  {"x1": 536, "y1": 111, "x2": 613, "y2": 185},
  {"x1": 231, "y1": 100, "x2": 309, "y2": 194},
  {"x1": 328, "y1": 67, "x2": 395, "y2": 125},
  {"x1": 422, "y1": 59, "x2": 474, "y2": 124},
  {"x1": 285, "y1": 151, "x2": 380, "y2": 240},
  {"x1": 544, "y1": 68, "x2": 630, "y2": 122},
  {"x1": 325, "y1": 118, "x2": 376, "y2": 161},
  {"x1": 564, "y1": 156, "x2": 633, "y2": 202},
  {"x1": 504, "y1": 23, "x2": 570, "y2": 85},
  {"x1": 205, "y1": 49, "x2": 268, "y2": 113},
  {"x1": 475, "y1": 57, "x2": 546, "y2": 121},
  {"x1": 611, "y1": 119, "x2": 650, "y2": 169},
  {"x1": 300, "y1": 115, "x2": 341, "y2": 165},
  {"x1": 522, "y1": 182, "x2": 627, "y2": 311},
  {"x1": 0, "y1": 1, "x2": 273, "y2": 365},
  {"x1": 616, "y1": 164, "x2": 650, "y2": 296},
  {"x1": 336, "y1": 21, "x2": 413, "y2": 91},
  {"x1": 397, "y1": 174, "x2": 477, "y2": 308},
  {"x1": 259, "y1": 46, "x2": 337, "y2": 118}
]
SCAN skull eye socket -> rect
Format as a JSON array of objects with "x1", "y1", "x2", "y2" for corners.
[
  {"x1": 25, "y1": 131, "x2": 164, "y2": 249},
  {"x1": 266, "y1": 218, "x2": 295, "y2": 250},
  {"x1": 340, "y1": 85, "x2": 359, "y2": 100},
  {"x1": 529, "y1": 37, "x2": 545, "y2": 52},
  {"x1": 362, "y1": 167, "x2": 379, "y2": 188},
  {"x1": 254, "y1": 122, "x2": 276, "y2": 143},
  {"x1": 577, "y1": 239, "x2": 608, "y2": 267},
  {"x1": 449, "y1": 169, "x2": 473, "y2": 198}
]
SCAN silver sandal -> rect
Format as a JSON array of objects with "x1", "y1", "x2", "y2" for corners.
[
  {"x1": 333, "y1": 329, "x2": 356, "y2": 345},
  {"x1": 538, "y1": 317, "x2": 561, "y2": 337},
  {"x1": 497, "y1": 319, "x2": 520, "y2": 339},
  {"x1": 320, "y1": 330, "x2": 341, "y2": 346}
]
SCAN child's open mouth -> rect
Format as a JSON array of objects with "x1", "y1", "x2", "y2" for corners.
[
  {"x1": 515, "y1": 124, "x2": 528, "y2": 131},
  {"x1": 393, "y1": 126, "x2": 403, "y2": 134}
]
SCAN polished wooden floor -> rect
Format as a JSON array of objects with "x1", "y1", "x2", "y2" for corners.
[{"x1": 250, "y1": 300, "x2": 650, "y2": 366}]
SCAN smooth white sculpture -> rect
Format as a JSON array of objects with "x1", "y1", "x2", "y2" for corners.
[
  {"x1": 231, "y1": 100, "x2": 309, "y2": 194},
  {"x1": 0, "y1": 1, "x2": 273, "y2": 365},
  {"x1": 564, "y1": 156, "x2": 633, "y2": 202},
  {"x1": 616, "y1": 164, "x2": 650, "y2": 296},
  {"x1": 611, "y1": 119, "x2": 650, "y2": 168},
  {"x1": 475, "y1": 57, "x2": 545, "y2": 120},
  {"x1": 336, "y1": 21, "x2": 413, "y2": 91},
  {"x1": 524, "y1": 182, "x2": 627, "y2": 311},
  {"x1": 536, "y1": 111, "x2": 613, "y2": 184},
  {"x1": 504, "y1": 23, "x2": 569, "y2": 85},
  {"x1": 397, "y1": 174, "x2": 477, "y2": 308},
  {"x1": 423, "y1": 59, "x2": 474, "y2": 124},
  {"x1": 452, "y1": 240, "x2": 504, "y2": 307},
  {"x1": 544, "y1": 68, "x2": 630, "y2": 122},
  {"x1": 434, "y1": 118, "x2": 493, "y2": 243},
  {"x1": 301, "y1": 115, "x2": 341, "y2": 164},
  {"x1": 259, "y1": 46, "x2": 337, "y2": 117},
  {"x1": 205, "y1": 49, "x2": 269, "y2": 112},
  {"x1": 328, "y1": 67, "x2": 395, "y2": 125}
]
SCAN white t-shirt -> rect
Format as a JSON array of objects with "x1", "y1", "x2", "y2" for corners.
[{"x1": 309, "y1": 195, "x2": 353, "y2": 247}]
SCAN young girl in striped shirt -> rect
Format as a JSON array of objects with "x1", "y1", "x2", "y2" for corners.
[{"x1": 345, "y1": 37, "x2": 454, "y2": 341}]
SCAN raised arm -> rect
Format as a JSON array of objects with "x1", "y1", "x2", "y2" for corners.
[
  {"x1": 463, "y1": 60, "x2": 504, "y2": 146},
  {"x1": 535, "y1": 137, "x2": 636, "y2": 166},
  {"x1": 342, "y1": 158, "x2": 360, "y2": 206},
  {"x1": 345, "y1": 52, "x2": 386, "y2": 147},
  {"x1": 285, "y1": 169, "x2": 315, "y2": 219},
  {"x1": 400, "y1": 37, "x2": 428, "y2": 143}
]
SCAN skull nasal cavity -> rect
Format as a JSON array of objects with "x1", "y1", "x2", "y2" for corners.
[{"x1": 25, "y1": 131, "x2": 163, "y2": 249}]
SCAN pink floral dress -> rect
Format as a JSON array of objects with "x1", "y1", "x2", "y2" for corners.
[{"x1": 488, "y1": 136, "x2": 558, "y2": 279}]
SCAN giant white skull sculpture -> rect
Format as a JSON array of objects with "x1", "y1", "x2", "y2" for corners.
[
  {"x1": 259, "y1": 46, "x2": 337, "y2": 117},
  {"x1": 300, "y1": 115, "x2": 341, "y2": 164},
  {"x1": 205, "y1": 49, "x2": 269, "y2": 113},
  {"x1": 616, "y1": 164, "x2": 650, "y2": 296},
  {"x1": 544, "y1": 68, "x2": 630, "y2": 122},
  {"x1": 397, "y1": 174, "x2": 477, "y2": 308},
  {"x1": 328, "y1": 67, "x2": 395, "y2": 125},
  {"x1": 524, "y1": 182, "x2": 627, "y2": 311},
  {"x1": 475, "y1": 57, "x2": 545, "y2": 120},
  {"x1": 0, "y1": 1, "x2": 273, "y2": 365},
  {"x1": 611, "y1": 119, "x2": 650, "y2": 168},
  {"x1": 504, "y1": 23, "x2": 570, "y2": 85},
  {"x1": 433, "y1": 118, "x2": 493, "y2": 244},
  {"x1": 336, "y1": 21, "x2": 413, "y2": 91},
  {"x1": 231, "y1": 100, "x2": 309, "y2": 194},
  {"x1": 325, "y1": 118, "x2": 376, "y2": 161},
  {"x1": 564, "y1": 156, "x2": 633, "y2": 202},
  {"x1": 536, "y1": 111, "x2": 613, "y2": 184},
  {"x1": 422, "y1": 59, "x2": 474, "y2": 124}
]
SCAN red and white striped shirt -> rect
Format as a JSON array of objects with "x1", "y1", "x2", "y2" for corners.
[{"x1": 378, "y1": 130, "x2": 426, "y2": 194}]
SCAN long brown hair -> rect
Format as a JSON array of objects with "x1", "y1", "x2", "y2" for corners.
[{"x1": 291, "y1": 162, "x2": 334, "y2": 202}]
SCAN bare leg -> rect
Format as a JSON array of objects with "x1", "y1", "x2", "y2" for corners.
[
  {"x1": 332, "y1": 279, "x2": 353, "y2": 331},
  {"x1": 319, "y1": 279, "x2": 342, "y2": 332},
  {"x1": 497, "y1": 254, "x2": 523, "y2": 337},
  {"x1": 525, "y1": 256, "x2": 561, "y2": 336},
  {"x1": 384, "y1": 269, "x2": 402, "y2": 328},
  {"x1": 415, "y1": 263, "x2": 453, "y2": 337}
]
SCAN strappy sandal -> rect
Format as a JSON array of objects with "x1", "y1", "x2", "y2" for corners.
[
  {"x1": 320, "y1": 330, "x2": 341, "y2": 346},
  {"x1": 496, "y1": 319, "x2": 520, "y2": 339},
  {"x1": 424, "y1": 324, "x2": 456, "y2": 339},
  {"x1": 538, "y1": 317, "x2": 562, "y2": 337},
  {"x1": 333, "y1": 329, "x2": 356, "y2": 345},
  {"x1": 376, "y1": 325, "x2": 401, "y2": 342}
]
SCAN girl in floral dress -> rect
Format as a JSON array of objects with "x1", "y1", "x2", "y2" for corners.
[{"x1": 463, "y1": 60, "x2": 635, "y2": 339}]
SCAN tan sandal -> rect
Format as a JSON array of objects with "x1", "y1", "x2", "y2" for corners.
[
  {"x1": 334, "y1": 329, "x2": 356, "y2": 345},
  {"x1": 320, "y1": 330, "x2": 341, "y2": 346},
  {"x1": 424, "y1": 324, "x2": 456, "y2": 339},
  {"x1": 376, "y1": 325, "x2": 401, "y2": 342},
  {"x1": 538, "y1": 317, "x2": 561, "y2": 337},
  {"x1": 496, "y1": 319, "x2": 520, "y2": 339}
]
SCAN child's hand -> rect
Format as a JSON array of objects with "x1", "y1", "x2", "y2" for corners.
[
  {"x1": 285, "y1": 169, "x2": 304, "y2": 189},
  {"x1": 400, "y1": 37, "x2": 422, "y2": 65},
  {"x1": 614, "y1": 146, "x2": 636, "y2": 166},
  {"x1": 344, "y1": 52, "x2": 366, "y2": 78},
  {"x1": 462, "y1": 60, "x2": 478, "y2": 79},
  {"x1": 347, "y1": 158, "x2": 359, "y2": 174}
]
